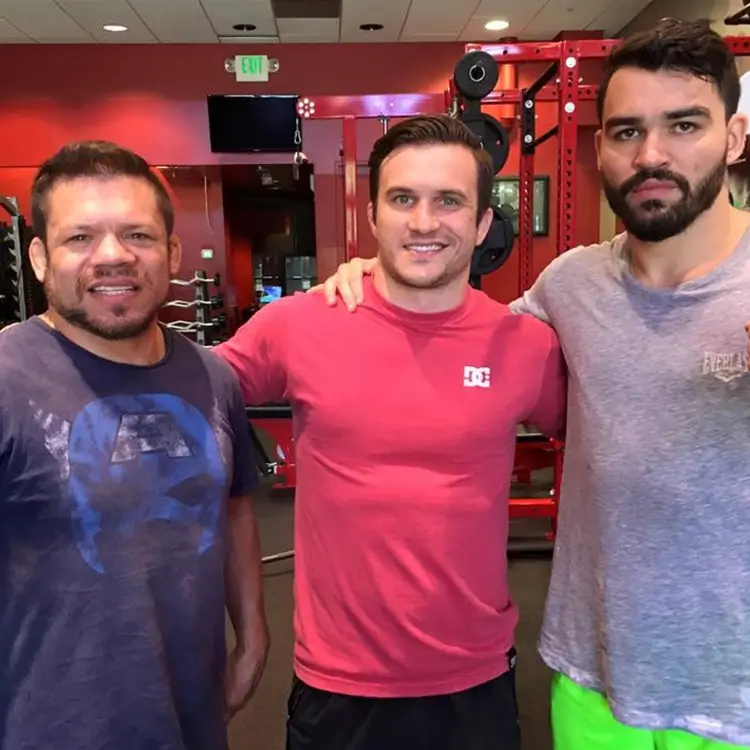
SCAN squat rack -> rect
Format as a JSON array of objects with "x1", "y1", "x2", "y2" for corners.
[
  {"x1": 248, "y1": 35, "x2": 750, "y2": 549},
  {"x1": 297, "y1": 35, "x2": 750, "y2": 296}
]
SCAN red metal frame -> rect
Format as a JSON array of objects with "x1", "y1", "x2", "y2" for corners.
[
  {"x1": 283, "y1": 36, "x2": 750, "y2": 536},
  {"x1": 557, "y1": 41, "x2": 581, "y2": 257}
]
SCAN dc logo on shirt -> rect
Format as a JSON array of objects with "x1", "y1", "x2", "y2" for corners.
[{"x1": 463, "y1": 366, "x2": 491, "y2": 388}]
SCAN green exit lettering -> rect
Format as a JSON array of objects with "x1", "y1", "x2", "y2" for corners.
[
  {"x1": 241, "y1": 56, "x2": 263, "y2": 75},
  {"x1": 235, "y1": 55, "x2": 268, "y2": 82}
]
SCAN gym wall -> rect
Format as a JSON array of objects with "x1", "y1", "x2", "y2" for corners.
[{"x1": 0, "y1": 42, "x2": 604, "y2": 306}]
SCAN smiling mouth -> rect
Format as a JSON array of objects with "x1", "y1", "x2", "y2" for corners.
[
  {"x1": 88, "y1": 284, "x2": 140, "y2": 295},
  {"x1": 404, "y1": 242, "x2": 447, "y2": 253}
]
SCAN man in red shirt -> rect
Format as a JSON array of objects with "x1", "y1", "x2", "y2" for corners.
[{"x1": 215, "y1": 114, "x2": 565, "y2": 750}]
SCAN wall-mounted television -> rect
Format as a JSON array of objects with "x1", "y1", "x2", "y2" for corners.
[{"x1": 207, "y1": 95, "x2": 300, "y2": 154}]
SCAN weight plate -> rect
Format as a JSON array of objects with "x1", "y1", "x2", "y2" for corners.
[
  {"x1": 454, "y1": 51, "x2": 500, "y2": 100},
  {"x1": 462, "y1": 112, "x2": 511, "y2": 174},
  {"x1": 471, "y1": 206, "x2": 514, "y2": 276}
]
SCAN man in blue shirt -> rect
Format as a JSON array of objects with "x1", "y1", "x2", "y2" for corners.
[{"x1": 0, "y1": 140, "x2": 268, "y2": 749}]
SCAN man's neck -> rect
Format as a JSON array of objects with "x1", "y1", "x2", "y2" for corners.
[
  {"x1": 41, "y1": 311, "x2": 166, "y2": 366},
  {"x1": 626, "y1": 198, "x2": 750, "y2": 288},
  {"x1": 372, "y1": 266, "x2": 469, "y2": 314}
]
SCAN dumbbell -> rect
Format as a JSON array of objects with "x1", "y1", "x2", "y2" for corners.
[{"x1": 170, "y1": 273, "x2": 221, "y2": 288}]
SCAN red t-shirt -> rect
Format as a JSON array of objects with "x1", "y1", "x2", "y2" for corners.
[{"x1": 215, "y1": 277, "x2": 566, "y2": 698}]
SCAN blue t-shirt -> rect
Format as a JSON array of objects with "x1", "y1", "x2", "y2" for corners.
[{"x1": 0, "y1": 319, "x2": 258, "y2": 750}]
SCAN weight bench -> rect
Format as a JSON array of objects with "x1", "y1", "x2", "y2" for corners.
[{"x1": 246, "y1": 404, "x2": 295, "y2": 489}]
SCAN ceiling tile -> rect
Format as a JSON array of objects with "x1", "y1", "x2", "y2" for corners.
[
  {"x1": 0, "y1": 0, "x2": 92, "y2": 40},
  {"x1": 588, "y1": 0, "x2": 652, "y2": 36},
  {"x1": 200, "y1": 0, "x2": 277, "y2": 36},
  {"x1": 459, "y1": 5, "x2": 547, "y2": 42},
  {"x1": 401, "y1": 0, "x2": 474, "y2": 36},
  {"x1": 128, "y1": 0, "x2": 216, "y2": 42},
  {"x1": 277, "y1": 17, "x2": 338, "y2": 38},
  {"x1": 401, "y1": 33, "x2": 459, "y2": 41},
  {"x1": 0, "y1": 16, "x2": 31, "y2": 41},
  {"x1": 520, "y1": 0, "x2": 611, "y2": 38},
  {"x1": 339, "y1": 0, "x2": 411, "y2": 42},
  {"x1": 57, "y1": 0, "x2": 158, "y2": 43}
]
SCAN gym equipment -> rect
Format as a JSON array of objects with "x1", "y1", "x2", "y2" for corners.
[
  {"x1": 291, "y1": 36, "x2": 750, "y2": 547},
  {"x1": 246, "y1": 404, "x2": 296, "y2": 490},
  {"x1": 170, "y1": 272, "x2": 221, "y2": 287},
  {"x1": 460, "y1": 111, "x2": 510, "y2": 175},
  {"x1": 470, "y1": 206, "x2": 514, "y2": 283},
  {"x1": 247, "y1": 404, "x2": 296, "y2": 565},
  {"x1": 726, "y1": 0, "x2": 750, "y2": 24},
  {"x1": 453, "y1": 51, "x2": 500, "y2": 100},
  {"x1": 165, "y1": 269, "x2": 226, "y2": 346},
  {"x1": 0, "y1": 198, "x2": 44, "y2": 328},
  {"x1": 163, "y1": 295, "x2": 224, "y2": 310}
]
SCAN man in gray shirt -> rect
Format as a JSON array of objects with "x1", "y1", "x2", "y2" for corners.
[{"x1": 319, "y1": 18, "x2": 750, "y2": 750}]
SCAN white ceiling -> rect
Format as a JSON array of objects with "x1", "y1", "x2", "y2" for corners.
[{"x1": 0, "y1": 0, "x2": 654, "y2": 44}]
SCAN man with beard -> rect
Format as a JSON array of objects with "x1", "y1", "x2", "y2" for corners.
[
  {"x1": 0, "y1": 141, "x2": 268, "y2": 749},
  {"x1": 215, "y1": 114, "x2": 566, "y2": 750},
  {"x1": 316, "y1": 18, "x2": 750, "y2": 750}
]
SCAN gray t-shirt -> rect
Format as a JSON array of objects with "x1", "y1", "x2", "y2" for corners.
[
  {"x1": 510, "y1": 232, "x2": 750, "y2": 745},
  {"x1": 0, "y1": 319, "x2": 258, "y2": 750}
]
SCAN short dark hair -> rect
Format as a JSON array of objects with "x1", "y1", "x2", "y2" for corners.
[
  {"x1": 31, "y1": 140, "x2": 175, "y2": 245},
  {"x1": 597, "y1": 18, "x2": 740, "y2": 123},
  {"x1": 367, "y1": 114, "x2": 495, "y2": 223}
]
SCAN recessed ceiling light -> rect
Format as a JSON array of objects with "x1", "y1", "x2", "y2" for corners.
[
  {"x1": 360, "y1": 23, "x2": 384, "y2": 31},
  {"x1": 233, "y1": 23, "x2": 257, "y2": 31},
  {"x1": 484, "y1": 20, "x2": 510, "y2": 31},
  {"x1": 103, "y1": 24, "x2": 128, "y2": 32}
]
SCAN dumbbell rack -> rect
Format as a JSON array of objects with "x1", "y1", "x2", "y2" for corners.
[
  {"x1": 0, "y1": 197, "x2": 28, "y2": 327},
  {"x1": 165, "y1": 270, "x2": 225, "y2": 347}
]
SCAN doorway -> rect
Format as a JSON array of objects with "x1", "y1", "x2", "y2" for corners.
[{"x1": 222, "y1": 164, "x2": 316, "y2": 323}]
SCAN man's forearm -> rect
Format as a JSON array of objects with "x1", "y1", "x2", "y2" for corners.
[{"x1": 225, "y1": 494, "x2": 268, "y2": 653}]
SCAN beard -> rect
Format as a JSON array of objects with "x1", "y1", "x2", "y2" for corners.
[
  {"x1": 43, "y1": 269, "x2": 166, "y2": 341},
  {"x1": 602, "y1": 155, "x2": 727, "y2": 242}
]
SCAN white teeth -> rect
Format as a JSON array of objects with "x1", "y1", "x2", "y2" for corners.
[
  {"x1": 408, "y1": 244, "x2": 442, "y2": 252},
  {"x1": 93, "y1": 286, "x2": 136, "y2": 294}
]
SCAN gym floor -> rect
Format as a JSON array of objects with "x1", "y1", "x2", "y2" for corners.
[{"x1": 226, "y1": 475, "x2": 555, "y2": 750}]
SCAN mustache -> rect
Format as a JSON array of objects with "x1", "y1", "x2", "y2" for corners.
[
  {"x1": 75, "y1": 265, "x2": 141, "y2": 296},
  {"x1": 620, "y1": 168, "x2": 690, "y2": 196},
  {"x1": 89, "y1": 264, "x2": 139, "y2": 280}
]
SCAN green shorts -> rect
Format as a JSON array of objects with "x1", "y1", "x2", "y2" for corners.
[{"x1": 551, "y1": 673, "x2": 749, "y2": 750}]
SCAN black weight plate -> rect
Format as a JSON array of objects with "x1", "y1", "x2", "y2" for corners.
[
  {"x1": 471, "y1": 207, "x2": 514, "y2": 276},
  {"x1": 462, "y1": 112, "x2": 510, "y2": 174},
  {"x1": 454, "y1": 51, "x2": 499, "y2": 100}
]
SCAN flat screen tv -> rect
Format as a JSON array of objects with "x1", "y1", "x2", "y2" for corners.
[{"x1": 207, "y1": 95, "x2": 300, "y2": 153}]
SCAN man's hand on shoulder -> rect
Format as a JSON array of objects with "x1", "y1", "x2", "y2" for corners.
[{"x1": 306, "y1": 257, "x2": 378, "y2": 311}]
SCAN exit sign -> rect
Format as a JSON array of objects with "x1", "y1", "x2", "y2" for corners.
[{"x1": 234, "y1": 55, "x2": 269, "y2": 82}]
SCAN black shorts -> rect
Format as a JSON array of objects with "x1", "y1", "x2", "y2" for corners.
[{"x1": 285, "y1": 649, "x2": 521, "y2": 750}]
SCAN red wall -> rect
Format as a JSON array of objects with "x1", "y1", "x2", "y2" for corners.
[{"x1": 0, "y1": 43, "x2": 603, "y2": 306}]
